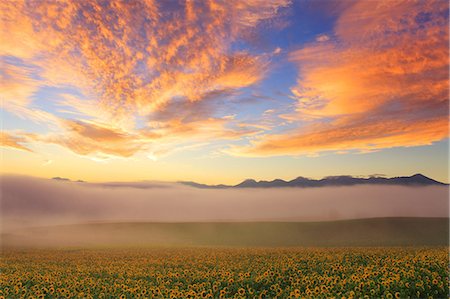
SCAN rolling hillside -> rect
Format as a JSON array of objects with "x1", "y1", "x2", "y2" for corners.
[{"x1": 2, "y1": 217, "x2": 448, "y2": 248}]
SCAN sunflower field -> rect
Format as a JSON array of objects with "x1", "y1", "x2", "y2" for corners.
[{"x1": 0, "y1": 247, "x2": 448, "y2": 298}]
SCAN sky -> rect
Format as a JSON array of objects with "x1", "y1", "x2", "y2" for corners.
[{"x1": 1, "y1": 0, "x2": 449, "y2": 184}]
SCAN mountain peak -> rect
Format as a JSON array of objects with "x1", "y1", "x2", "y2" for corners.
[
  {"x1": 181, "y1": 174, "x2": 446, "y2": 189},
  {"x1": 411, "y1": 173, "x2": 428, "y2": 179},
  {"x1": 397, "y1": 173, "x2": 444, "y2": 185},
  {"x1": 235, "y1": 179, "x2": 259, "y2": 187}
]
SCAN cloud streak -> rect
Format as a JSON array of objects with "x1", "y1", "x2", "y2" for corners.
[
  {"x1": 232, "y1": 0, "x2": 449, "y2": 156},
  {"x1": 1, "y1": 0, "x2": 447, "y2": 162},
  {"x1": 0, "y1": 132, "x2": 33, "y2": 152},
  {"x1": 1, "y1": 0, "x2": 288, "y2": 158}
]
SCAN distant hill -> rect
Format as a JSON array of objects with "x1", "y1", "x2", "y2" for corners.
[
  {"x1": 181, "y1": 173, "x2": 447, "y2": 189},
  {"x1": 3, "y1": 217, "x2": 448, "y2": 248},
  {"x1": 52, "y1": 176, "x2": 71, "y2": 181},
  {"x1": 52, "y1": 177, "x2": 85, "y2": 183}
]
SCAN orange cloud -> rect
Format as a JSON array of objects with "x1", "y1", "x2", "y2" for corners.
[
  {"x1": 0, "y1": 63, "x2": 38, "y2": 109},
  {"x1": 232, "y1": 116, "x2": 448, "y2": 157},
  {"x1": 1, "y1": 0, "x2": 288, "y2": 159},
  {"x1": 41, "y1": 120, "x2": 145, "y2": 159},
  {"x1": 233, "y1": 0, "x2": 449, "y2": 156},
  {"x1": 2, "y1": 0, "x2": 287, "y2": 116},
  {"x1": 30, "y1": 114, "x2": 260, "y2": 160},
  {"x1": 0, "y1": 132, "x2": 33, "y2": 152}
]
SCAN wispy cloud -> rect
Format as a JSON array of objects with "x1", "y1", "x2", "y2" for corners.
[
  {"x1": 1, "y1": 0, "x2": 447, "y2": 162},
  {"x1": 0, "y1": 132, "x2": 33, "y2": 152},
  {"x1": 1, "y1": 0, "x2": 289, "y2": 159},
  {"x1": 232, "y1": 0, "x2": 449, "y2": 156},
  {"x1": 2, "y1": 0, "x2": 289, "y2": 113}
]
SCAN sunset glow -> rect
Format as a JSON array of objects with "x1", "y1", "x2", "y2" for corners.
[{"x1": 1, "y1": 0, "x2": 448, "y2": 183}]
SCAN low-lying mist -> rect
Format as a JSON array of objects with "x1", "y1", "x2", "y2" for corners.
[{"x1": 1, "y1": 175, "x2": 448, "y2": 232}]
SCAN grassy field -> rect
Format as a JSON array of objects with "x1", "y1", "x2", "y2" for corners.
[
  {"x1": 1, "y1": 247, "x2": 448, "y2": 298},
  {"x1": 2, "y1": 217, "x2": 448, "y2": 248},
  {"x1": 1, "y1": 218, "x2": 448, "y2": 298}
]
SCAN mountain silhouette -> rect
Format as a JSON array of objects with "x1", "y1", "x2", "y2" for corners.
[{"x1": 180, "y1": 174, "x2": 446, "y2": 189}]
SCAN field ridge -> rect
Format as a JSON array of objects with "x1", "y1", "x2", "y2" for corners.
[{"x1": 2, "y1": 217, "x2": 448, "y2": 248}]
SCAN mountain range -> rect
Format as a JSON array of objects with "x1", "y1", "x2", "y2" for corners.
[{"x1": 180, "y1": 174, "x2": 447, "y2": 189}]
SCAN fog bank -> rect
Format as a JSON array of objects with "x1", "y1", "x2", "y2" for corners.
[{"x1": 1, "y1": 175, "x2": 448, "y2": 231}]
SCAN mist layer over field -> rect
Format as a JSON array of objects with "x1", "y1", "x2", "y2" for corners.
[{"x1": 1, "y1": 175, "x2": 448, "y2": 231}]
